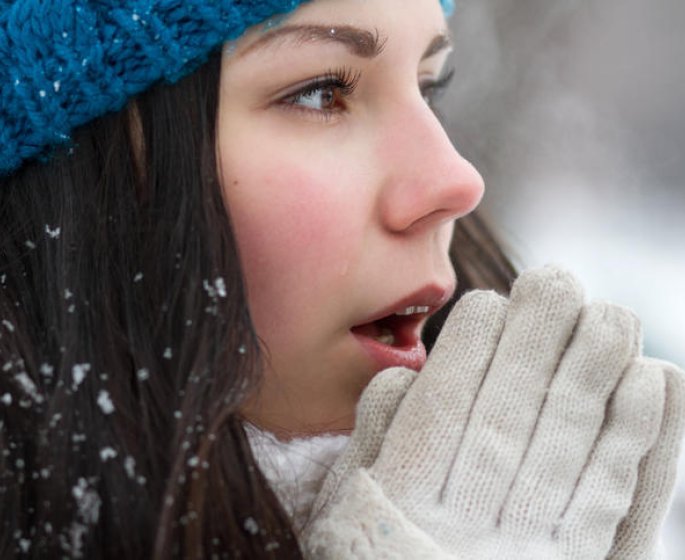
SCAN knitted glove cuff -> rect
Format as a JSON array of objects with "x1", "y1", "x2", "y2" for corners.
[
  {"x1": 304, "y1": 468, "x2": 565, "y2": 560},
  {"x1": 304, "y1": 469, "x2": 455, "y2": 560}
]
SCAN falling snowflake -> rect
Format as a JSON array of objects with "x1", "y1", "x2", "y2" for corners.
[
  {"x1": 45, "y1": 224, "x2": 61, "y2": 238},
  {"x1": 72, "y1": 478, "x2": 101, "y2": 524},
  {"x1": 124, "y1": 456, "x2": 136, "y2": 479},
  {"x1": 72, "y1": 363, "x2": 91, "y2": 390},
  {"x1": 97, "y1": 390, "x2": 114, "y2": 414},
  {"x1": 100, "y1": 447, "x2": 117, "y2": 462},
  {"x1": 15, "y1": 372, "x2": 44, "y2": 403},
  {"x1": 243, "y1": 517, "x2": 259, "y2": 535}
]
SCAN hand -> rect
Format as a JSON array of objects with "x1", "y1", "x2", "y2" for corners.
[
  {"x1": 608, "y1": 357, "x2": 685, "y2": 559},
  {"x1": 304, "y1": 267, "x2": 683, "y2": 559}
]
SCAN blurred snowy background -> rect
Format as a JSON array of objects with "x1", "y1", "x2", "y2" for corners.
[{"x1": 445, "y1": 0, "x2": 685, "y2": 557}]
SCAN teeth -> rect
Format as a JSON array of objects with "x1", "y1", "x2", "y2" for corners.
[
  {"x1": 374, "y1": 328, "x2": 395, "y2": 345},
  {"x1": 395, "y1": 305, "x2": 430, "y2": 316}
]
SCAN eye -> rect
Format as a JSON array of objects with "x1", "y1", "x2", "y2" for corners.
[
  {"x1": 290, "y1": 84, "x2": 344, "y2": 112},
  {"x1": 420, "y1": 67, "x2": 455, "y2": 110},
  {"x1": 279, "y1": 67, "x2": 361, "y2": 121}
]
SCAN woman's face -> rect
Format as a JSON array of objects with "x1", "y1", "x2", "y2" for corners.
[{"x1": 217, "y1": 0, "x2": 483, "y2": 437}]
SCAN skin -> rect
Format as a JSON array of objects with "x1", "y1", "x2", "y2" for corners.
[{"x1": 216, "y1": 0, "x2": 484, "y2": 438}]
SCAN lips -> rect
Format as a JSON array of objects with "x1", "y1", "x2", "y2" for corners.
[{"x1": 350, "y1": 284, "x2": 454, "y2": 372}]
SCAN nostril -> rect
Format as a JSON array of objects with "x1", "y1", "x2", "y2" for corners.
[{"x1": 399, "y1": 208, "x2": 467, "y2": 235}]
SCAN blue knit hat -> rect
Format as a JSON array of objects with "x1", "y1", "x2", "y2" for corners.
[{"x1": 0, "y1": 0, "x2": 454, "y2": 176}]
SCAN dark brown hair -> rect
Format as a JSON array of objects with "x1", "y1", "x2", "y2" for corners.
[
  {"x1": 0, "y1": 51, "x2": 300, "y2": 559},
  {"x1": 0, "y1": 48, "x2": 515, "y2": 559}
]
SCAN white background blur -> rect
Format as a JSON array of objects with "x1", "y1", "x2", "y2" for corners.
[{"x1": 445, "y1": 1, "x2": 685, "y2": 557}]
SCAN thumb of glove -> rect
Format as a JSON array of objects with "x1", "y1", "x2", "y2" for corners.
[{"x1": 309, "y1": 367, "x2": 417, "y2": 523}]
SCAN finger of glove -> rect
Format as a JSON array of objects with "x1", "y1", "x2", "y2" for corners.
[
  {"x1": 311, "y1": 367, "x2": 417, "y2": 519},
  {"x1": 371, "y1": 289, "x2": 508, "y2": 496},
  {"x1": 444, "y1": 266, "x2": 584, "y2": 522},
  {"x1": 608, "y1": 360, "x2": 685, "y2": 560},
  {"x1": 557, "y1": 357, "x2": 666, "y2": 559},
  {"x1": 500, "y1": 302, "x2": 640, "y2": 535}
]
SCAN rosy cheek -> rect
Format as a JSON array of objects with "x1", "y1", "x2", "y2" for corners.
[
  {"x1": 236, "y1": 167, "x2": 344, "y2": 261},
  {"x1": 226, "y1": 162, "x2": 360, "y2": 330}
]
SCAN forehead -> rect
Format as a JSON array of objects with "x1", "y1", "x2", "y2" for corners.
[{"x1": 232, "y1": 0, "x2": 449, "y2": 60}]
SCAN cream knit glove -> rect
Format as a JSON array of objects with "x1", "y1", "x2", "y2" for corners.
[
  {"x1": 303, "y1": 266, "x2": 684, "y2": 559},
  {"x1": 608, "y1": 358, "x2": 685, "y2": 559}
]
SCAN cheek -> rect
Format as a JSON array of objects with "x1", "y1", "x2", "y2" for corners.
[{"x1": 223, "y1": 160, "x2": 363, "y2": 331}]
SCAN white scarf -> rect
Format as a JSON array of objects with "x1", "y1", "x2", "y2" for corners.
[{"x1": 245, "y1": 424, "x2": 350, "y2": 532}]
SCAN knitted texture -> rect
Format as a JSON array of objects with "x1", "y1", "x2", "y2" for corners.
[
  {"x1": 0, "y1": 0, "x2": 315, "y2": 175},
  {"x1": 608, "y1": 359, "x2": 685, "y2": 559},
  {"x1": 244, "y1": 423, "x2": 349, "y2": 534},
  {"x1": 0, "y1": 0, "x2": 455, "y2": 176},
  {"x1": 304, "y1": 266, "x2": 683, "y2": 559}
]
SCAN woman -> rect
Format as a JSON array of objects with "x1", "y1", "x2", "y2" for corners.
[{"x1": 0, "y1": 0, "x2": 681, "y2": 558}]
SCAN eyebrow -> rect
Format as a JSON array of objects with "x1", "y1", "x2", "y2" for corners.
[
  {"x1": 237, "y1": 24, "x2": 451, "y2": 61},
  {"x1": 422, "y1": 33, "x2": 452, "y2": 60}
]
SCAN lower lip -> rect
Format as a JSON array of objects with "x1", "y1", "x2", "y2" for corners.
[{"x1": 351, "y1": 333, "x2": 427, "y2": 372}]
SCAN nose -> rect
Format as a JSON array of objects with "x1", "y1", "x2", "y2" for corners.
[{"x1": 377, "y1": 99, "x2": 484, "y2": 234}]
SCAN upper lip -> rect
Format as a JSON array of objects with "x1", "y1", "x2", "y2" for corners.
[{"x1": 352, "y1": 283, "x2": 456, "y2": 327}]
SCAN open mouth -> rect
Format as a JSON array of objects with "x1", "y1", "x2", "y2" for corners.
[
  {"x1": 350, "y1": 305, "x2": 430, "y2": 348},
  {"x1": 349, "y1": 285, "x2": 454, "y2": 371},
  {"x1": 350, "y1": 305, "x2": 435, "y2": 371}
]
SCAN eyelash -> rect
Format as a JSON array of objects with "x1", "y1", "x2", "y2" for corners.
[
  {"x1": 279, "y1": 67, "x2": 362, "y2": 122},
  {"x1": 278, "y1": 65, "x2": 456, "y2": 122},
  {"x1": 421, "y1": 67, "x2": 455, "y2": 109}
]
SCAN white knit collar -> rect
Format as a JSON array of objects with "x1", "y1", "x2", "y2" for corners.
[{"x1": 245, "y1": 424, "x2": 350, "y2": 533}]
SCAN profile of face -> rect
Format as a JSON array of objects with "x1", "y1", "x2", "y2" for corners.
[{"x1": 216, "y1": 0, "x2": 484, "y2": 437}]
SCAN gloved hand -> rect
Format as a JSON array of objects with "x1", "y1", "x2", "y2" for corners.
[
  {"x1": 303, "y1": 266, "x2": 684, "y2": 559},
  {"x1": 608, "y1": 357, "x2": 684, "y2": 559}
]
